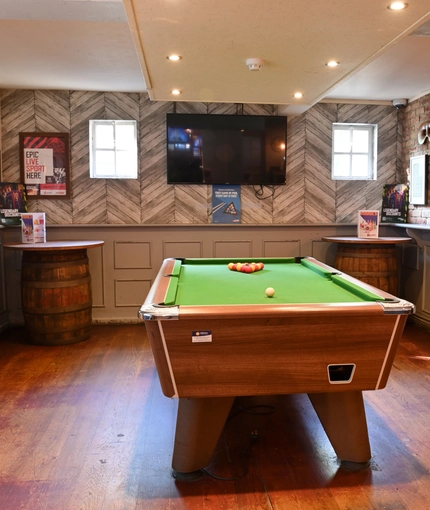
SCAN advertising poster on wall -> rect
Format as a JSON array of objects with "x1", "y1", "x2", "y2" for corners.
[
  {"x1": 19, "y1": 132, "x2": 70, "y2": 198},
  {"x1": 0, "y1": 182, "x2": 28, "y2": 225},
  {"x1": 212, "y1": 185, "x2": 241, "y2": 224},
  {"x1": 381, "y1": 184, "x2": 409, "y2": 223}
]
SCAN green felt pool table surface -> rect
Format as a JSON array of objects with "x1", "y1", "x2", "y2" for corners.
[{"x1": 165, "y1": 257, "x2": 386, "y2": 306}]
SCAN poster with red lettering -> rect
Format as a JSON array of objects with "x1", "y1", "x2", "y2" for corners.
[{"x1": 19, "y1": 132, "x2": 70, "y2": 199}]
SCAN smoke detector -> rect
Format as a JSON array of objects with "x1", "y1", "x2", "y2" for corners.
[{"x1": 246, "y1": 58, "x2": 265, "y2": 71}]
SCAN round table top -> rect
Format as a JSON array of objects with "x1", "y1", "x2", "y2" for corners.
[
  {"x1": 3, "y1": 240, "x2": 104, "y2": 251},
  {"x1": 322, "y1": 236, "x2": 412, "y2": 244}
]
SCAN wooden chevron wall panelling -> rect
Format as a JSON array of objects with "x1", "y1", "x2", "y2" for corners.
[
  {"x1": 30, "y1": 90, "x2": 73, "y2": 223},
  {"x1": 0, "y1": 90, "x2": 402, "y2": 225},
  {"x1": 335, "y1": 104, "x2": 399, "y2": 223},
  {"x1": 35, "y1": 90, "x2": 70, "y2": 133},
  {"x1": 304, "y1": 103, "x2": 337, "y2": 223},
  {"x1": 71, "y1": 91, "x2": 107, "y2": 224},
  {"x1": 106, "y1": 92, "x2": 141, "y2": 224},
  {"x1": 140, "y1": 95, "x2": 175, "y2": 224},
  {"x1": 173, "y1": 102, "x2": 212, "y2": 223},
  {"x1": 1, "y1": 90, "x2": 35, "y2": 182},
  {"x1": 273, "y1": 114, "x2": 306, "y2": 223}
]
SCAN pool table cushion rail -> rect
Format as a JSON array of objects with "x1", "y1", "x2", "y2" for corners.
[{"x1": 142, "y1": 300, "x2": 413, "y2": 321}]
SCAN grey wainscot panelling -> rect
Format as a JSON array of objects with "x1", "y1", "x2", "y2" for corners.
[{"x1": 0, "y1": 223, "x2": 405, "y2": 325}]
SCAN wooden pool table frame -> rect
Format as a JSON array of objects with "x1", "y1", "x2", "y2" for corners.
[{"x1": 139, "y1": 257, "x2": 414, "y2": 476}]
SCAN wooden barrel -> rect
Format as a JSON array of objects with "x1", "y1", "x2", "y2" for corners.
[
  {"x1": 335, "y1": 244, "x2": 399, "y2": 296},
  {"x1": 21, "y1": 249, "x2": 92, "y2": 345}
]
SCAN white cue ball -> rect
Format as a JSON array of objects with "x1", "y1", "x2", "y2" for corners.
[{"x1": 265, "y1": 287, "x2": 275, "y2": 297}]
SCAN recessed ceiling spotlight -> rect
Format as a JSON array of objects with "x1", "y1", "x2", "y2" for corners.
[
  {"x1": 293, "y1": 92, "x2": 303, "y2": 99},
  {"x1": 326, "y1": 60, "x2": 340, "y2": 67},
  {"x1": 387, "y1": 2, "x2": 408, "y2": 10},
  {"x1": 171, "y1": 89, "x2": 181, "y2": 95},
  {"x1": 167, "y1": 55, "x2": 182, "y2": 61}
]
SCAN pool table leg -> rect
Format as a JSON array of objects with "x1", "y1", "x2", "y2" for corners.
[
  {"x1": 172, "y1": 396, "x2": 236, "y2": 478},
  {"x1": 308, "y1": 391, "x2": 371, "y2": 465}
]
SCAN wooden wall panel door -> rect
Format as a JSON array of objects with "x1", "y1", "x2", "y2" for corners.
[{"x1": 262, "y1": 240, "x2": 300, "y2": 257}]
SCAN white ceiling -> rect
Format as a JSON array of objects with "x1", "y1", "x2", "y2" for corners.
[{"x1": 1, "y1": 0, "x2": 430, "y2": 117}]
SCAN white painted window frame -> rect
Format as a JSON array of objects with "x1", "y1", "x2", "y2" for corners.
[
  {"x1": 89, "y1": 120, "x2": 138, "y2": 179},
  {"x1": 332, "y1": 123, "x2": 377, "y2": 180}
]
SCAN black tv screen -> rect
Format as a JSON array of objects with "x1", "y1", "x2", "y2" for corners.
[{"x1": 166, "y1": 114, "x2": 287, "y2": 185}]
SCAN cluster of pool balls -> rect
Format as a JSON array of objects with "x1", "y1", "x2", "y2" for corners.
[
  {"x1": 227, "y1": 261, "x2": 265, "y2": 273},
  {"x1": 227, "y1": 262, "x2": 276, "y2": 297}
]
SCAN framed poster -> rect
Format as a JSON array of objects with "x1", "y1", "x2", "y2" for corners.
[
  {"x1": 19, "y1": 132, "x2": 71, "y2": 198},
  {"x1": 409, "y1": 154, "x2": 428, "y2": 205}
]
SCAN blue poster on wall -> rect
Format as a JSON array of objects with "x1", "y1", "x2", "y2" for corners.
[{"x1": 212, "y1": 185, "x2": 241, "y2": 224}]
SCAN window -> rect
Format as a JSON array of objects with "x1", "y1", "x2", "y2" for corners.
[
  {"x1": 89, "y1": 120, "x2": 138, "y2": 179},
  {"x1": 332, "y1": 123, "x2": 377, "y2": 180}
]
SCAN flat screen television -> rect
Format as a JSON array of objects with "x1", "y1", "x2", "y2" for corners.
[{"x1": 166, "y1": 114, "x2": 287, "y2": 185}]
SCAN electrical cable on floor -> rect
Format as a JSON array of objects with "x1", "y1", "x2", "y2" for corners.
[
  {"x1": 201, "y1": 403, "x2": 276, "y2": 481},
  {"x1": 228, "y1": 403, "x2": 277, "y2": 421},
  {"x1": 201, "y1": 431, "x2": 260, "y2": 481}
]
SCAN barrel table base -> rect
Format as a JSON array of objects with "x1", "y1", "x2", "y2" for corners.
[
  {"x1": 21, "y1": 249, "x2": 93, "y2": 346},
  {"x1": 334, "y1": 244, "x2": 398, "y2": 295}
]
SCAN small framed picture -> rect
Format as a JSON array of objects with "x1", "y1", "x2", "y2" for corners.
[
  {"x1": 409, "y1": 154, "x2": 428, "y2": 205},
  {"x1": 19, "y1": 132, "x2": 71, "y2": 199}
]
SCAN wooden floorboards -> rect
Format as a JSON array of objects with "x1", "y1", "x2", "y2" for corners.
[{"x1": 0, "y1": 321, "x2": 429, "y2": 509}]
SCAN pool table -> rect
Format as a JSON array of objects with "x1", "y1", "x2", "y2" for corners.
[{"x1": 139, "y1": 257, "x2": 414, "y2": 478}]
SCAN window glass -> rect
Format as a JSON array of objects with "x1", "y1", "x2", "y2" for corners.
[
  {"x1": 116, "y1": 150, "x2": 135, "y2": 172},
  {"x1": 96, "y1": 125, "x2": 114, "y2": 149},
  {"x1": 116, "y1": 124, "x2": 135, "y2": 150},
  {"x1": 333, "y1": 129, "x2": 350, "y2": 153},
  {"x1": 333, "y1": 154, "x2": 350, "y2": 177},
  {"x1": 351, "y1": 155, "x2": 369, "y2": 176},
  {"x1": 352, "y1": 130, "x2": 369, "y2": 153},
  {"x1": 96, "y1": 151, "x2": 116, "y2": 176}
]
